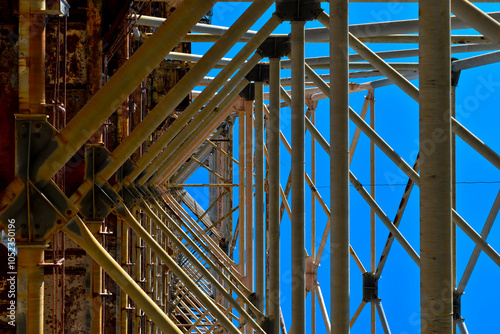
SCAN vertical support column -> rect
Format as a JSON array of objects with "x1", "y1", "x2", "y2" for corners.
[
  {"x1": 246, "y1": 98, "x2": 254, "y2": 293},
  {"x1": 18, "y1": 0, "x2": 46, "y2": 114},
  {"x1": 370, "y1": 93, "x2": 376, "y2": 334},
  {"x1": 119, "y1": 217, "x2": 129, "y2": 333},
  {"x1": 330, "y1": 1, "x2": 350, "y2": 333},
  {"x1": 311, "y1": 106, "x2": 316, "y2": 334},
  {"x1": 239, "y1": 108, "x2": 246, "y2": 276},
  {"x1": 16, "y1": 1, "x2": 47, "y2": 329},
  {"x1": 86, "y1": 0, "x2": 104, "y2": 142},
  {"x1": 87, "y1": 221, "x2": 104, "y2": 333},
  {"x1": 135, "y1": 211, "x2": 144, "y2": 333},
  {"x1": 17, "y1": 245, "x2": 45, "y2": 334},
  {"x1": 131, "y1": 209, "x2": 140, "y2": 333},
  {"x1": 420, "y1": 1, "x2": 453, "y2": 333},
  {"x1": 451, "y1": 75, "x2": 458, "y2": 334},
  {"x1": 268, "y1": 57, "x2": 281, "y2": 334},
  {"x1": 145, "y1": 214, "x2": 152, "y2": 333},
  {"x1": 291, "y1": 20, "x2": 306, "y2": 334},
  {"x1": 255, "y1": 81, "x2": 265, "y2": 311}
]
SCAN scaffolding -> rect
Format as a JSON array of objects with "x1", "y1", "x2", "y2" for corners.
[{"x1": 0, "y1": 0, "x2": 500, "y2": 333}]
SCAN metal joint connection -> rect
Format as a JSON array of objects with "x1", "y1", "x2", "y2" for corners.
[
  {"x1": 80, "y1": 145, "x2": 120, "y2": 220},
  {"x1": 240, "y1": 83, "x2": 256, "y2": 101},
  {"x1": 246, "y1": 64, "x2": 271, "y2": 83},
  {"x1": 451, "y1": 58, "x2": 462, "y2": 87},
  {"x1": 45, "y1": 0, "x2": 70, "y2": 16},
  {"x1": 453, "y1": 289, "x2": 463, "y2": 321},
  {"x1": 260, "y1": 316, "x2": 276, "y2": 334},
  {"x1": 305, "y1": 256, "x2": 318, "y2": 292},
  {"x1": 275, "y1": 0, "x2": 323, "y2": 22},
  {"x1": 257, "y1": 36, "x2": 291, "y2": 59},
  {"x1": 0, "y1": 115, "x2": 77, "y2": 242},
  {"x1": 362, "y1": 272, "x2": 379, "y2": 303},
  {"x1": 248, "y1": 292, "x2": 260, "y2": 318},
  {"x1": 116, "y1": 158, "x2": 136, "y2": 184}
]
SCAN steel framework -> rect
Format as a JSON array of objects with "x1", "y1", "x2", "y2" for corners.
[{"x1": 0, "y1": 0, "x2": 500, "y2": 333}]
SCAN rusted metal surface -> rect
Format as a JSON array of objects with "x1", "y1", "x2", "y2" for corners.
[
  {"x1": 66, "y1": 29, "x2": 88, "y2": 85},
  {"x1": 0, "y1": 25, "x2": 18, "y2": 191},
  {"x1": 18, "y1": 0, "x2": 46, "y2": 115},
  {"x1": 87, "y1": 0, "x2": 105, "y2": 143},
  {"x1": 17, "y1": 245, "x2": 45, "y2": 333},
  {"x1": 148, "y1": 58, "x2": 191, "y2": 142},
  {"x1": 55, "y1": 237, "x2": 88, "y2": 334},
  {"x1": 86, "y1": 1, "x2": 103, "y2": 98}
]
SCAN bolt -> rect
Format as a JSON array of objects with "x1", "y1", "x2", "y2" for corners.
[
  {"x1": 34, "y1": 123, "x2": 41, "y2": 129},
  {"x1": 21, "y1": 224, "x2": 26, "y2": 229},
  {"x1": 66, "y1": 209, "x2": 72, "y2": 215},
  {"x1": 57, "y1": 219, "x2": 62, "y2": 224}
]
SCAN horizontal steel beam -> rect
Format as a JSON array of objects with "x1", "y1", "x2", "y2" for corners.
[
  {"x1": 305, "y1": 11, "x2": 500, "y2": 41},
  {"x1": 453, "y1": 50, "x2": 500, "y2": 71},
  {"x1": 452, "y1": 0, "x2": 500, "y2": 44},
  {"x1": 132, "y1": 14, "x2": 258, "y2": 39}
]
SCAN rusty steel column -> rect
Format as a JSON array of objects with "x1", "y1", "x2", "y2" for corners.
[
  {"x1": 420, "y1": 1, "x2": 453, "y2": 333},
  {"x1": 268, "y1": 57, "x2": 281, "y2": 334},
  {"x1": 16, "y1": 244, "x2": 45, "y2": 334},
  {"x1": 86, "y1": 0, "x2": 103, "y2": 143},
  {"x1": 16, "y1": 24, "x2": 48, "y2": 334},
  {"x1": 330, "y1": 0, "x2": 350, "y2": 333},
  {"x1": 18, "y1": 0, "x2": 46, "y2": 115},
  {"x1": 291, "y1": 20, "x2": 306, "y2": 334}
]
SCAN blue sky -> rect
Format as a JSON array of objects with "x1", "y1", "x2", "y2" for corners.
[{"x1": 183, "y1": 2, "x2": 500, "y2": 333}]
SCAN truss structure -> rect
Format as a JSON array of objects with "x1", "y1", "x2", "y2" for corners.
[{"x1": 0, "y1": 0, "x2": 500, "y2": 333}]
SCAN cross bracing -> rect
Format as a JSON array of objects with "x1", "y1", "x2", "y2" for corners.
[{"x1": 0, "y1": 0, "x2": 499, "y2": 333}]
